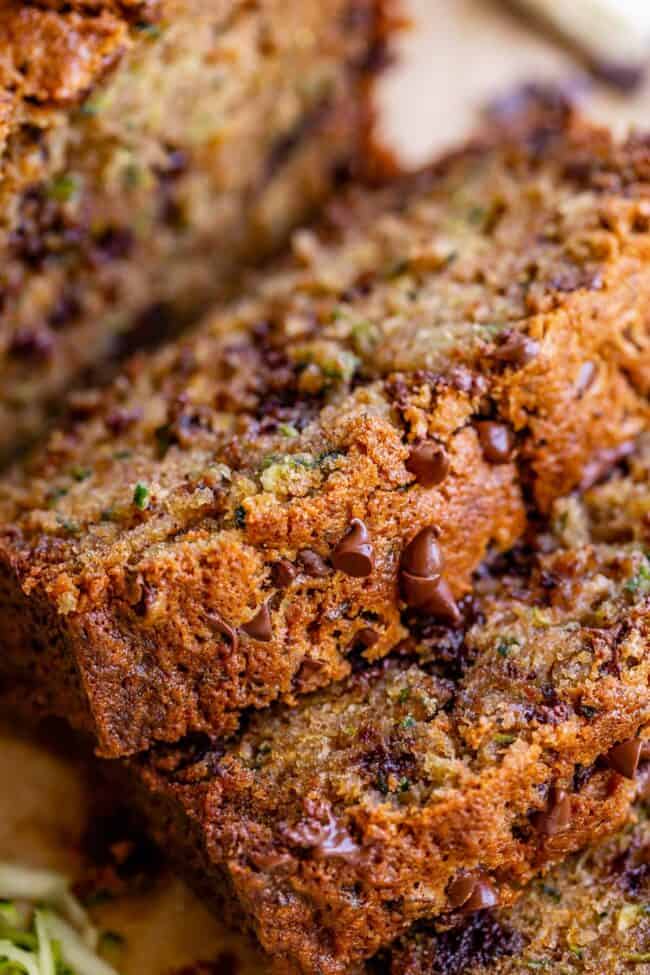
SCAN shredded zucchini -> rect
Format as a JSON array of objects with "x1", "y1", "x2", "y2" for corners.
[{"x1": 0, "y1": 864, "x2": 120, "y2": 975}]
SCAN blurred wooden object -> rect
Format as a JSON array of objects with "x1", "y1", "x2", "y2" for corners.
[
  {"x1": 511, "y1": 0, "x2": 650, "y2": 88},
  {"x1": 380, "y1": 0, "x2": 650, "y2": 164}
]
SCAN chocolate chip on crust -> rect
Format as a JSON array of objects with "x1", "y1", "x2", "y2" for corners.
[
  {"x1": 607, "y1": 738, "x2": 643, "y2": 780},
  {"x1": 241, "y1": 603, "x2": 273, "y2": 642},
  {"x1": 476, "y1": 421, "x2": 515, "y2": 464},
  {"x1": 331, "y1": 518, "x2": 374, "y2": 578},
  {"x1": 406, "y1": 442, "x2": 450, "y2": 487}
]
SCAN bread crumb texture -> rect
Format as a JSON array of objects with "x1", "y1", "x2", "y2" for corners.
[{"x1": 0, "y1": 111, "x2": 648, "y2": 755}]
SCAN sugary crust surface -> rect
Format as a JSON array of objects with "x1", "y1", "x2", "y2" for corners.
[
  {"x1": 388, "y1": 780, "x2": 650, "y2": 975},
  {"x1": 0, "y1": 114, "x2": 648, "y2": 756},
  {"x1": 133, "y1": 444, "x2": 650, "y2": 974}
]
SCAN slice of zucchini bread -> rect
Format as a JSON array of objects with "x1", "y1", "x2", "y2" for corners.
[
  {"x1": 129, "y1": 443, "x2": 650, "y2": 974},
  {"x1": 0, "y1": 112, "x2": 648, "y2": 756},
  {"x1": 0, "y1": 0, "x2": 394, "y2": 458},
  {"x1": 387, "y1": 777, "x2": 650, "y2": 975}
]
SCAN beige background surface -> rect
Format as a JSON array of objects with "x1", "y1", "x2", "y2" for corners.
[{"x1": 3, "y1": 1, "x2": 650, "y2": 972}]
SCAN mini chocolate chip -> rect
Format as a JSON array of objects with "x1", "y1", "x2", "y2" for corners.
[
  {"x1": 401, "y1": 571, "x2": 444, "y2": 611},
  {"x1": 331, "y1": 519, "x2": 374, "y2": 578},
  {"x1": 400, "y1": 529, "x2": 453, "y2": 617},
  {"x1": 206, "y1": 613, "x2": 238, "y2": 652},
  {"x1": 447, "y1": 875, "x2": 478, "y2": 910},
  {"x1": 298, "y1": 549, "x2": 330, "y2": 578},
  {"x1": 535, "y1": 787, "x2": 571, "y2": 836},
  {"x1": 493, "y1": 331, "x2": 540, "y2": 368},
  {"x1": 271, "y1": 558, "x2": 296, "y2": 588},
  {"x1": 405, "y1": 442, "x2": 450, "y2": 487},
  {"x1": 356, "y1": 627, "x2": 379, "y2": 648},
  {"x1": 401, "y1": 527, "x2": 443, "y2": 579},
  {"x1": 464, "y1": 880, "x2": 498, "y2": 913},
  {"x1": 476, "y1": 421, "x2": 514, "y2": 464},
  {"x1": 607, "y1": 738, "x2": 642, "y2": 779},
  {"x1": 447, "y1": 874, "x2": 497, "y2": 913},
  {"x1": 241, "y1": 603, "x2": 273, "y2": 642},
  {"x1": 417, "y1": 577, "x2": 462, "y2": 626}
]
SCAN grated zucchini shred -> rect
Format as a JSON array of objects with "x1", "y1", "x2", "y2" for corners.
[{"x1": 0, "y1": 864, "x2": 120, "y2": 975}]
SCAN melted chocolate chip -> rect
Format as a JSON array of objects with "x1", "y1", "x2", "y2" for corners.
[
  {"x1": 298, "y1": 549, "x2": 330, "y2": 577},
  {"x1": 534, "y1": 786, "x2": 571, "y2": 836},
  {"x1": 360, "y1": 736, "x2": 416, "y2": 793},
  {"x1": 401, "y1": 528, "x2": 443, "y2": 579},
  {"x1": 447, "y1": 874, "x2": 478, "y2": 910},
  {"x1": 283, "y1": 801, "x2": 360, "y2": 862},
  {"x1": 356, "y1": 627, "x2": 379, "y2": 649},
  {"x1": 417, "y1": 578, "x2": 462, "y2": 626},
  {"x1": 241, "y1": 603, "x2": 272, "y2": 642},
  {"x1": 405, "y1": 442, "x2": 450, "y2": 487},
  {"x1": 399, "y1": 572, "x2": 439, "y2": 611},
  {"x1": 607, "y1": 738, "x2": 642, "y2": 780},
  {"x1": 399, "y1": 529, "x2": 459, "y2": 622},
  {"x1": 447, "y1": 874, "x2": 498, "y2": 913},
  {"x1": 464, "y1": 880, "x2": 499, "y2": 913},
  {"x1": 476, "y1": 421, "x2": 514, "y2": 464},
  {"x1": 331, "y1": 519, "x2": 374, "y2": 578},
  {"x1": 271, "y1": 558, "x2": 296, "y2": 588},
  {"x1": 206, "y1": 613, "x2": 239, "y2": 652}
]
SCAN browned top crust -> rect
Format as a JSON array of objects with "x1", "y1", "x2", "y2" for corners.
[
  {"x1": 0, "y1": 0, "x2": 144, "y2": 123},
  {"x1": 135, "y1": 441, "x2": 650, "y2": 974}
]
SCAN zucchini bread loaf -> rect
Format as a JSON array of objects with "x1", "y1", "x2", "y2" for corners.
[
  {"x1": 130, "y1": 443, "x2": 650, "y2": 974},
  {"x1": 0, "y1": 0, "x2": 393, "y2": 458},
  {"x1": 0, "y1": 112, "x2": 648, "y2": 756},
  {"x1": 387, "y1": 777, "x2": 650, "y2": 975}
]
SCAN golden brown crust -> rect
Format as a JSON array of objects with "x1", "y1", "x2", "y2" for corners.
[
  {"x1": 0, "y1": 114, "x2": 648, "y2": 757},
  {"x1": 0, "y1": 1, "x2": 130, "y2": 128},
  {"x1": 130, "y1": 446, "x2": 650, "y2": 974}
]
